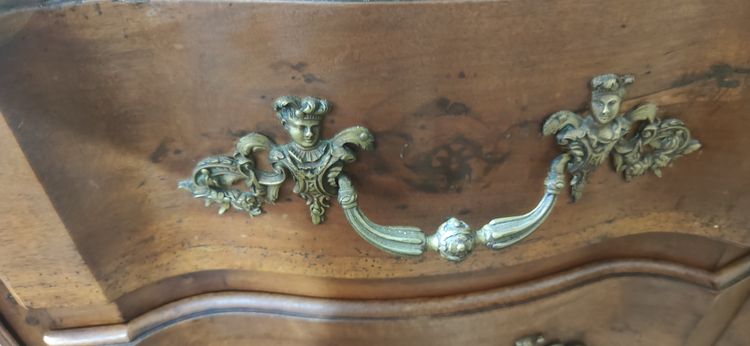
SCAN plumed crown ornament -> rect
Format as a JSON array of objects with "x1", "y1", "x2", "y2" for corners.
[
  {"x1": 590, "y1": 73, "x2": 635, "y2": 98},
  {"x1": 274, "y1": 96, "x2": 330, "y2": 122}
]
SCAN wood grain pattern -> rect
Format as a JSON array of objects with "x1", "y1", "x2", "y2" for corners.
[
  {"x1": 45, "y1": 276, "x2": 723, "y2": 345},
  {"x1": 686, "y1": 277, "x2": 750, "y2": 346},
  {"x1": 44, "y1": 254, "x2": 750, "y2": 346},
  {"x1": 716, "y1": 290, "x2": 750, "y2": 346},
  {"x1": 0, "y1": 0, "x2": 748, "y2": 305},
  {"x1": 106, "y1": 232, "x2": 747, "y2": 321},
  {"x1": 0, "y1": 114, "x2": 120, "y2": 316},
  {"x1": 0, "y1": 320, "x2": 19, "y2": 346},
  {"x1": 0, "y1": 0, "x2": 747, "y2": 344},
  {"x1": 0, "y1": 281, "x2": 45, "y2": 346}
]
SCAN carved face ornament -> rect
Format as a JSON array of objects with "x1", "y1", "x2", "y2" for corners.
[
  {"x1": 284, "y1": 117, "x2": 321, "y2": 149},
  {"x1": 274, "y1": 96, "x2": 329, "y2": 150},
  {"x1": 591, "y1": 92, "x2": 621, "y2": 124},
  {"x1": 180, "y1": 74, "x2": 700, "y2": 261}
]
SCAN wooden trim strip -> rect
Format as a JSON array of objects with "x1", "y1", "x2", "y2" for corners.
[
  {"x1": 715, "y1": 255, "x2": 750, "y2": 289},
  {"x1": 44, "y1": 255, "x2": 750, "y2": 346},
  {"x1": 0, "y1": 320, "x2": 20, "y2": 346},
  {"x1": 0, "y1": 0, "x2": 515, "y2": 18}
]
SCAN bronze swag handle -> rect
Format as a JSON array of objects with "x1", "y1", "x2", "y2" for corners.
[{"x1": 180, "y1": 74, "x2": 700, "y2": 262}]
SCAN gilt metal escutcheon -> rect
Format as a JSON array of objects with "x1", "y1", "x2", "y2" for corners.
[{"x1": 180, "y1": 74, "x2": 701, "y2": 262}]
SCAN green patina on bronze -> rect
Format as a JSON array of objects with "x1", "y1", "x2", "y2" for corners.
[
  {"x1": 181, "y1": 77, "x2": 701, "y2": 262},
  {"x1": 543, "y1": 74, "x2": 702, "y2": 201},
  {"x1": 179, "y1": 96, "x2": 374, "y2": 225}
]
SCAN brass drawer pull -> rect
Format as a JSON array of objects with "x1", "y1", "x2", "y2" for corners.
[
  {"x1": 179, "y1": 74, "x2": 700, "y2": 262},
  {"x1": 336, "y1": 157, "x2": 565, "y2": 261},
  {"x1": 515, "y1": 334, "x2": 585, "y2": 346}
]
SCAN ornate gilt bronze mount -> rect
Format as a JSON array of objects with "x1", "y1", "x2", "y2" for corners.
[
  {"x1": 543, "y1": 74, "x2": 702, "y2": 200},
  {"x1": 337, "y1": 158, "x2": 566, "y2": 261},
  {"x1": 179, "y1": 96, "x2": 373, "y2": 224},
  {"x1": 180, "y1": 75, "x2": 700, "y2": 262},
  {"x1": 515, "y1": 334, "x2": 584, "y2": 346}
]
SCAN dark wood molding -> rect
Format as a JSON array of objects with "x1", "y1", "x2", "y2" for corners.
[
  {"x1": 0, "y1": 320, "x2": 20, "y2": 346},
  {"x1": 44, "y1": 254, "x2": 750, "y2": 345},
  {"x1": 0, "y1": 0, "x2": 747, "y2": 344}
]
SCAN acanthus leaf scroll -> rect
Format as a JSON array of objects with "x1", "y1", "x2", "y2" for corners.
[
  {"x1": 543, "y1": 74, "x2": 701, "y2": 201},
  {"x1": 179, "y1": 96, "x2": 374, "y2": 224},
  {"x1": 180, "y1": 74, "x2": 702, "y2": 262}
]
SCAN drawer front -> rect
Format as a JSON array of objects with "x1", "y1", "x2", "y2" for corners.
[{"x1": 0, "y1": 0, "x2": 748, "y2": 344}]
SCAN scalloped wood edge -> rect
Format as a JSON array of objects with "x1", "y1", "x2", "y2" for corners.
[{"x1": 44, "y1": 254, "x2": 750, "y2": 346}]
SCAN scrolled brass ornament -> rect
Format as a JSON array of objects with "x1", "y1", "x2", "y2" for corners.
[
  {"x1": 515, "y1": 334, "x2": 585, "y2": 346},
  {"x1": 543, "y1": 73, "x2": 702, "y2": 200},
  {"x1": 179, "y1": 96, "x2": 373, "y2": 225},
  {"x1": 180, "y1": 75, "x2": 700, "y2": 262}
]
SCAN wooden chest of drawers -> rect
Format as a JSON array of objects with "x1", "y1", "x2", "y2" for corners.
[{"x1": 0, "y1": 0, "x2": 748, "y2": 345}]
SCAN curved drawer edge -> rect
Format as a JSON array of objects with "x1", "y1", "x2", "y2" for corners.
[{"x1": 44, "y1": 254, "x2": 750, "y2": 346}]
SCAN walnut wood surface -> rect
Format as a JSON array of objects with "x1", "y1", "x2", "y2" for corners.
[
  {"x1": 0, "y1": 281, "x2": 44, "y2": 346},
  {"x1": 43, "y1": 256, "x2": 750, "y2": 346},
  {"x1": 0, "y1": 0, "x2": 748, "y2": 344},
  {"x1": 0, "y1": 320, "x2": 19, "y2": 346},
  {"x1": 686, "y1": 277, "x2": 750, "y2": 346},
  {"x1": 49, "y1": 277, "x2": 724, "y2": 345},
  {"x1": 0, "y1": 114, "x2": 120, "y2": 313},
  {"x1": 717, "y1": 290, "x2": 750, "y2": 346},
  {"x1": 127, "y1": 276, "x2": 713, "y2": 346}
]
